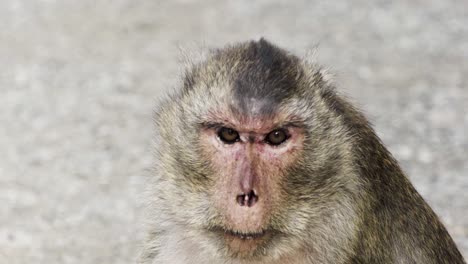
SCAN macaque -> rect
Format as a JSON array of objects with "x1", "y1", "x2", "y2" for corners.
[{"x1": 139, "y1": 39, "x2": 465, "y2": 264}]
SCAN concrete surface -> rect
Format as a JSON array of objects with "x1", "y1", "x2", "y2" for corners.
[{"x1": 0, "y1": 1, "x2": 467, "y2": 263}]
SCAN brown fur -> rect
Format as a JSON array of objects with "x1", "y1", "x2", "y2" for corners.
[{"x1": 139, "y1": 39, "x2": 465, "y2": 264}]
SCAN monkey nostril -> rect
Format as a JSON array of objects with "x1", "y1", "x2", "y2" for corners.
[{"x1": 236, "y1": 190, "x2": 258, "y2": 207}]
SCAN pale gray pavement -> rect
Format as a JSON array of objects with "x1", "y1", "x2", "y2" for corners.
[{"x1": 0, "y1": 1, "x2": 467, "y2": 263}]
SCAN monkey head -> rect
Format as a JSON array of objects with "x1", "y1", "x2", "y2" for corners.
[{"x1": 153, "y1": 39, "x2": 360, "y2": 261}]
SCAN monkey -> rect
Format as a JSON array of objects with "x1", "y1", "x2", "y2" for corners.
[{"x1": 138, "y1": 38, "x2": 466, "y2": 264}]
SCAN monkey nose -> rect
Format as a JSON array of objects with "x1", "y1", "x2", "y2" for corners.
[{"x1": 236, "y1": 190, "x2": 258, "y2": 207}]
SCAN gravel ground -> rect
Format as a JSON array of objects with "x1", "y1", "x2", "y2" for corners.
[{"x1": 0, "y1": 1, "x2": 467, "y2": 263}]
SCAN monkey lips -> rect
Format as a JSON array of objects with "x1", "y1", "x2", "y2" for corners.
[{"x1": 209, "y1": 227, "x2": 274, "y2": 257}]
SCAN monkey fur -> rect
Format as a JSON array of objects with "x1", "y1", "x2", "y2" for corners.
[{"x1": 139, "y1": 39, "x2": 465, "y2": 264}]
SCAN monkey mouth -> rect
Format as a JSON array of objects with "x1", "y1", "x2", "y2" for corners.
[
  {"x1": 223, "y1": 229, "x2": 267, "y2": 240},
  {"x1": 207, "y1": 226, "x2": 280, "y2": 257},
  {"x1": 220, "y1": 228, "x2": 274, "y2": 257},
  {"x1": 208, "y1": 226, "x2": 270, "y2": 241}
]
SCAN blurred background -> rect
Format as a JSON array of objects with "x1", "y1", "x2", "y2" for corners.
[{"x1": 0, "y1": 0, "x2": 467, "y2": 263}]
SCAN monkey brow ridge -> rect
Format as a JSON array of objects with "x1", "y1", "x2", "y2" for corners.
[{"x1": 199, "y1": 120, "x2": 304, "y2": 131}]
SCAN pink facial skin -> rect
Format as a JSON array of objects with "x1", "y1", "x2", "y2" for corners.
[{"x1": 199, "y1": 111, "x2": 305, "y2": 254}]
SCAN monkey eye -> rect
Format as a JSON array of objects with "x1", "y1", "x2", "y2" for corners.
[
  {"x1": 218, "y1": 127, "x2": 240, "y2": 144},
  {"x1": 265, "y1": 129, "x2": 289, "y2": 146}
]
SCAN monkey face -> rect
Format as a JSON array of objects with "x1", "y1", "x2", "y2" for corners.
[{"x1": 197, "y1": 110, "x2": 305, "y2": 257}]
